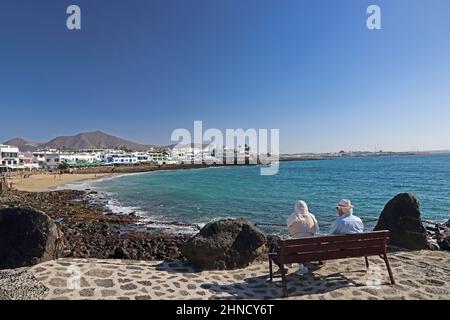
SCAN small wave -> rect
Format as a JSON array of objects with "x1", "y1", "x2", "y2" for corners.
[
  {"x1": 86, "y1": 190, "x2": 202, "y2": 235},
  {"x1": 55, "y1": 180, "x2": 100, "y2": 191},
  {"x1": 54, "y1": 172, "x2": 151, "y2": 191},
  {"x1": 105, "y1": 198, "x2": 147, "y2": 216}
]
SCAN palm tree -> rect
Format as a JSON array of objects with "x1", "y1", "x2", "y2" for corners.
[{"x1": 58, "y1": 162, "x2": 69, "y2": 170}]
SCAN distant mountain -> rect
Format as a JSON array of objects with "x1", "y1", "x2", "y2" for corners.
[
  {"x1": 3, "y1": 131, "x2": 154, "y2": 152},
  {"x1": 2, "y1": 138, "x2": 41, "y2": 152}
]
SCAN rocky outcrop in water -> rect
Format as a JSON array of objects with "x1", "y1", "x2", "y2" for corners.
[
  {"x1": 429, "y1": 219, "x2": 450, "y2": 250},
  {"x1": 0, "y1": 207, "x2": 64, "y2": 269},
  {"x1": 437, "y1": 231, "x2": 450, "y2": 250},
  {"x1": 182, "y1": 218, "x2": 266, "y2": 270},
  {"x1": 374, "y1": 193, "x2": 429, "y2": 250}
]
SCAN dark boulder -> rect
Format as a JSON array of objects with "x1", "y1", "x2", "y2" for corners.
[
  {"x1": 441, "y1": 219, "x2": 450, "y2": 250},
  {"x1": 181, "y1": 218, "x2": 266, "y2": 270},
  {"x1": 374, "y1": 193, "x2": 428, "y2": 250},
  {"x1": 111, "y1": 246, "x2": 130, "y2": 259},
  {"x1": 445, "y1": 219, "x2": 450, "y2": 228},
  {"x1": 0, "y1": 207, "x2": 64, "y2": 269},
  {"x1": 437, "y1": 229, "x2": 450, "y2": 251}
]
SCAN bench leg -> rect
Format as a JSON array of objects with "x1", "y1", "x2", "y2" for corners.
[
  {"x1": 281, "y1": 266, "x2": 288, "y2": 297},
  {"x1": 382, "y1": 254, "x2": 395, "y2": 285},
  {"x1": 269, "y1": 257, "x2": 273, "y2": 282},
  {"x1": 364, "y1": 256, "x2": 369, "y2": 269}
]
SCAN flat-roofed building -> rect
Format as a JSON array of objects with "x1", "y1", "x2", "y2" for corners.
[{"x1": 0, "y1": 145, "x2": 19, "y2": 172}]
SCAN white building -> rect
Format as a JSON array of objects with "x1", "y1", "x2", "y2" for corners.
[
  {"x1": 171, "y1": 147, "x2": 195, "y2": 163},
  {"x1": 171, "y1": 146, "x2": 215, "y2": 164},
  {"x1": 32, "y1": 151, "x2": 46, "y2": 166},
  {"x1": 32, "y1": 150, "x2": 61, "y2": 170},
  {"x1": 148, "y1": 151, "x2": 173, "y2": 165},
  {"x1": 19, "y1": 152, "x2": 39, "y2": 170},
  {"x1": 104, "y1": 154, "x2": 138, "y2": 165},
  {"x1": 59, "y1": 152, "x2": 102, "y2": 164},
  {"x1": 0, "y1": 145, "x2": 19, "y2": 172},
  {"x1": 132, "y1": 152, "x2": 151, "y2": 163},
  {"x1": 100, "y1": 150, "x2": 125, "y2": 163}
]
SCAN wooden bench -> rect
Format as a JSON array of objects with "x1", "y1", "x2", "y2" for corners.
[{"x1": 268, "y1": 230, "x2": 395, "y2": 297}]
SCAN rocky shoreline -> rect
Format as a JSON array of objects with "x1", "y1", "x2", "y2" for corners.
[
  {"x1": 0, "y1": 190, "x2": 193, "y2": 262},
  {"x1": 1, "y1": 188, "x2": 449, "y2": 270},
  {"x1": 1, "y1": 184, "x2": 449, "y2": 301}
]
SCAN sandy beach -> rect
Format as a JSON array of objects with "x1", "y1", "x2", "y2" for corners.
[
  {"x1": 7, "y1": 163, "x2": 241, "y2": 193},
  {"x1": 10, "y1": 173, "x2": 111, "y2": 192}
]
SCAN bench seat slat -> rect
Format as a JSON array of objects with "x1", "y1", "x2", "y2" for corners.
[
  {"x1": 281, "y1": 238, "x2": 386, "y2": 254},
  {"x1": 278, "y1": 231, "x2": 389, "y2": 246},
  {"x1": 274, "y1": 247, "x2": 385, "y2": 264}
]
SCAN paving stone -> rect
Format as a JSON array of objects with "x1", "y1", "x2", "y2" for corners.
[
  {"x1": 94, "y1": 279, "x2": 114, "y2": 288},
  {"x1": 79, "y1": 288, "x2": 95, "y2": 297}
]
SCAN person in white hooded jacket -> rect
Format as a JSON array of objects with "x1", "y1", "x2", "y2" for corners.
[
  {"x1": 286, "y1": 200, "x2": 320, "y2": 238},
  {"x1": 286, "y1": 200, "x2": 320, "y2": 275}
]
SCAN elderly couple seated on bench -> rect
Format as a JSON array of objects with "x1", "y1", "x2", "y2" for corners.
[{"x1": 269, "y1": 199, "x2": 395, "y2": 297}]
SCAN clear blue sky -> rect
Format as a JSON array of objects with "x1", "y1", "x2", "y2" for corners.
[{"x1": 1, "y1": 0, "x2": 450, "y2": 153}]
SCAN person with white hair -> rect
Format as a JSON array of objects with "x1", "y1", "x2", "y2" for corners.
[
  {"x1": 286, "y1": 200, "x2": 320, "y2": 275},
  {"x1": 329, "y1": 199, "x2": 364, "y2": 235}
]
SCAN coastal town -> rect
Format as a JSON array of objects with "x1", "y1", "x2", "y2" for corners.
[
  {"x1": 0, "y1": 136, "x2": 263, "y2": 192},
  {"x1": 1, "y1": 141, "x2": 429, "y2": 174},
  {"x1": 0, "y1": 143, "x2": 252, "y2": 174},
  {"x1": 0, "y1": 144, "x2": 208, "y2": 173}
]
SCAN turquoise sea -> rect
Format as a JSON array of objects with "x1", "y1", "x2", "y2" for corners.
[{"x1": 92, "y1": 154, "x2": 450, "y2": 234}]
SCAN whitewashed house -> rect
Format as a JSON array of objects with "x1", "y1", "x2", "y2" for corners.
[
  {"x1": 100, "y1": 150, "x2": 125, "y2": 163},
  {"x1": 132, "y1": 152, "x2": 151, "y2": 163},
  {"x1": 19, "y1": 152, "x2": 39, "y2": 170},
  {"x1": 0, "y1": 145, "x2": 19, "y2": 172},
  {"x1": 32, "y1": 150, "x2": 61, "y2": 170},
  {"x1": 148, "y1": 151, "x2": 173, "y2": 165},
  {"x1": 171, "y1": 147, "x2": 195, "y2": 163},
  {"x1": 171, "y1": 145, "x2": 216, "y2": 164},
  {"x1": 59, "y1": 152, "x2": 102, "y2": 164},
  {"x1": 104, "y1": 154, "x2": 138, "y2": 165}
]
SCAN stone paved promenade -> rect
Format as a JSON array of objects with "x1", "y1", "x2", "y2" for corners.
[{"x1": 2, "y1": 250, "x2": 450, "y2": 300}]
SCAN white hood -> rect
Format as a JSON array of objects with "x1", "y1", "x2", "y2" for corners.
[
  {"x1": 286, "y1": 200, "x2": 319, "y2": 237},
  {"x1": 287, "y1": 200, "x2": 309, "y2": 227}
]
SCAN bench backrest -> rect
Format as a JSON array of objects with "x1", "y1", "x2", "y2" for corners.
[{"x1": 276, "y1": 231, "x2": 390, "y2": 264}]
